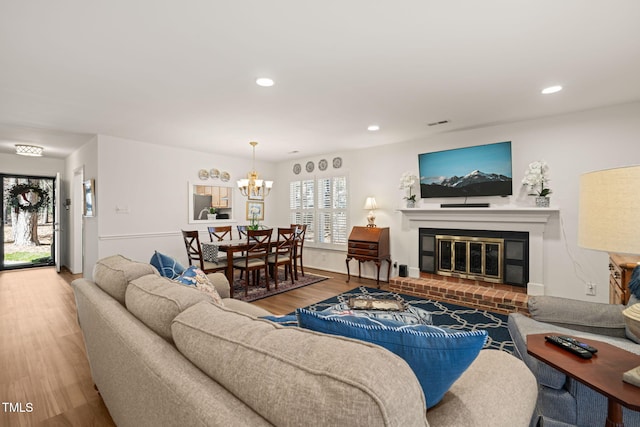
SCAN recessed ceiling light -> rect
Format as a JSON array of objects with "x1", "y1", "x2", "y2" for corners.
[
  {"x1": 256, "y1": 77, "x2": 274, "y2": 87},
  {"x1": 367, "y1": 125, "x2": 380, "y2": 131},
  {"x1": 541, "y1": 85, "x2": 563, "y2": 94}
]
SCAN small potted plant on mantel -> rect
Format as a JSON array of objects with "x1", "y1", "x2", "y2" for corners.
[
  {"x1": 207, "y1": 207, "x2": 217, "y2": 220},
  {"x1": 522, "y1": 160, "x2": 552, "y2": 207}
]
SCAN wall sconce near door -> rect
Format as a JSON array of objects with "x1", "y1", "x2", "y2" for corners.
[
  {"x1": 15, "y1": 144, "x2": 44, "y2": 157},
  {"x1": 364, "y1": 197, "x2": 378, "y2": 227},
  {"x1": 237, "y1": 141, "x2": 273, "y2": 199}
]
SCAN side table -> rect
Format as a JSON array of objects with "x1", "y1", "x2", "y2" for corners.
[{"x1": 527, "y1": 333, "x2": 640, "y2": 427}]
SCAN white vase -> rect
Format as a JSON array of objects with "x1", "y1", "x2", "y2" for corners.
[
  {"x1": 406, "y1": 200, "x2": 416, "y2": 208},
  {"x1": 535, "y1": 197, "x2": 550, "y2": 208},
  {"x1": 207, "y1": 214, "x2": 217, "y2": 220}
]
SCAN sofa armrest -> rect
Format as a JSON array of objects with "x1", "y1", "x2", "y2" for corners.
[
  {"x1": 528, "y1": 296, "x2": 626, "y2": 338},
  {"x1": 206, "y1": 273, "x2": 231, "y2": 299}
]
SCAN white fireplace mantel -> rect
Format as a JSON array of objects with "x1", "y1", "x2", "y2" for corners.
[{"x1": 399, "y1": 206, "x2": 560, "y2": 295}]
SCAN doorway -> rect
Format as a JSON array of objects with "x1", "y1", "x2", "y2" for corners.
[{"x1": 1, "y1": 174, "x2": 57, "y2": 270}]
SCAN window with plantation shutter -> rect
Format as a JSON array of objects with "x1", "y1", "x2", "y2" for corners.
[{"x1": 290, "y1": 174, "x2": 348, "y2": 248}]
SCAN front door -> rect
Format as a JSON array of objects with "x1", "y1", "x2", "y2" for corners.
[{"x1": 1, "y1": 174, "x2": 57, "y2": 270}]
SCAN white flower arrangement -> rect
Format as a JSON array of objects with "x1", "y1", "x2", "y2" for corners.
[
  {"x1": 522, "y1": 160, "x2": 552, "y2": 197},
  {"x1": 399, "y1": 171, "x2": 419, "y2": 201}
]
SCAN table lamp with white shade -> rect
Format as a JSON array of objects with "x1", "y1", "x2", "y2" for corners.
[
  {"x1": 578, "y1": 165, "x2": 640, "y2": 385},
  {"x1": 363, "y1": 197, "x2": 377, "y2": 227}
]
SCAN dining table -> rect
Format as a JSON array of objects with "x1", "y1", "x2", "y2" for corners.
[
  {"x1": 201, "y1": 227, "x2": 299, "y2": 299},
  {"x1": 201, "y1": 238, "x2": 249, "y2": 298}
]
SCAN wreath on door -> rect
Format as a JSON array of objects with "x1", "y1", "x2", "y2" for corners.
[{"x1": 6, "y1": 183, "x2": 50, "y2": 212}]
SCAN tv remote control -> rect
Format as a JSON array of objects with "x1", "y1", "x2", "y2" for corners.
[
  {"x1": 557, "y1": 336, "x2": 598, "y2": 354},
  {"x1": 545, "y1": 335, "x2": 593, "y2": 359}
]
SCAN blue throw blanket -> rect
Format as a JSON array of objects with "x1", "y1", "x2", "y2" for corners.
[{"x1": 628, "y1": 265, "x2": 640, "y2": 299}]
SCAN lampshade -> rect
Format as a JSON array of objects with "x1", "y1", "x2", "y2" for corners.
[
  {"x1": 363, "y1": 197, "x2": 377, "y2": 210},
  {"x1": 578, "y1": 165, "x2": 640, "y2": 254},
  {"x1": 15, "y1": 144, "x2": 43, "y2": 157}
]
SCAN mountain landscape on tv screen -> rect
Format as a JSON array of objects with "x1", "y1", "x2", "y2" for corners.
[{"x1": 421, "y1": 169, "x2": 512, "y2": 197}]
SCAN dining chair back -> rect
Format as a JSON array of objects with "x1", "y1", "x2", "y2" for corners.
[
  {"x1": 237, "y1": 225, "x2": 248, "y2": 240},
  {"x1": 181, "y1": 230, "x2": 227, "y2": 274},
  {"x1": 290, "y1": 223, "x2": 308, "y2": 280},
  {"x1": 268, "y1": 227, "x2": 296, "y2": 288},
  {"x1": 232, "y1": 228, "x2": 273, "y2": 296},
  {"x1": 207, "y1": 225, "x2": 232, "y2": 242}
]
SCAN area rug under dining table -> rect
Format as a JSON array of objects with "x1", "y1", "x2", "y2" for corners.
[
  {"x1": 232, "y1": 269, "x2": 329, "y2": 302},
  {"x1": 302, "y1": 286, "x2": 514, "y2": 354}
]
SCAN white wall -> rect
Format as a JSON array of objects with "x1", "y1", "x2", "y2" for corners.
[
  {"x1": 65, "y1": 136, "x2": 98, "y2": 274},
  {"x1": 65, "y1": 101, "x2": 640, "y2": 301},
  {"x1": 273, "y1": 101, "x2": 640, "y2": 303},
  {"x1": 87, "y1": 135, "x2": 276, "y2": 277}
]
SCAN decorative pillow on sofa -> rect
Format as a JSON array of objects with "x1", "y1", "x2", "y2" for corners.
[
  {"x1": 150, "y1": 251, "x2": 186, "y2": 279},
  {"x1": 174, "y1": 265, "x2": 224, "y2": 306},
  {"x1": 296, "y1": 308, "x2": 487, "y2": 408}
]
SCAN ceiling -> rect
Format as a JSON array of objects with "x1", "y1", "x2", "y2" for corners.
[{"x1": 1, "y1": 1, "x2": 639, "y2": 161}]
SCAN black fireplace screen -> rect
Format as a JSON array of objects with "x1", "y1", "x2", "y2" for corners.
[{"x1": 420, "y1": 228, "x2": 529, "y2": 287}]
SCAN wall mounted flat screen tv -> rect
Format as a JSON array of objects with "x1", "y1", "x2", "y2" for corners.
[{"x1": 419, "y1": 141, "x2": 512, "y2": 198}]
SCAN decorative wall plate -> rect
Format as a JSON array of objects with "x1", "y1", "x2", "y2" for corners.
[
  {"x1": 198, "y1": 169, "x2": 209, "y2": 180},
  {"x1": 293, "y1": 163, "x2": 301, "y2": 174},
  {"x1": 306, "y1": 161, "x2": 315, "y2": 173},
  {"x1": 210, "y1": 168, "x2": 220, "y2": 179},
  {"x1": 220, "y1": 171, "x2": 230, "y2": 182},
  {"x1": 332, "y1": 157, "x2": 343, "y2": 169},
  {"x1": 318, "y1": 159, "x2": 328, "y2": 171}
]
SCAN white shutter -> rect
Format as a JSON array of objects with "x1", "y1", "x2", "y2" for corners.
[{"x1": 289, "y1": 174, "x2": 347, "y2": 248}]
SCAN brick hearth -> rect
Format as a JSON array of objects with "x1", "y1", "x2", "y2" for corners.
[{"x1": 389, "y1": 273, "x2": 529, "y2": 315}]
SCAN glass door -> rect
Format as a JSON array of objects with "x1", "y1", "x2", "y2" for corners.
[{"x1": 1, "y1": 174, "x2": 56, "y2": 270}]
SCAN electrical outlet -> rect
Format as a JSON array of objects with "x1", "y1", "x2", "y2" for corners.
[{"x1": 586, "y1": 283, "x2": 597, "y2": 296}]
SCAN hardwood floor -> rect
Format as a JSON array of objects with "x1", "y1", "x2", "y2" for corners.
[{"x1": 0, "y1": 265, "x2": 383, "y2": 426}]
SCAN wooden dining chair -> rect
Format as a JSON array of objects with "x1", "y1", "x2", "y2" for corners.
[
  {"x1": 290, "y1": 224, "x2": 307, "y2": 280},
  {"x1": 181, "y1": 230, "x2": 227, "y2": 273},
  {"x1": 237, "y1": 225, "x2": 248, "y2": 240},
  {"x1": 267, "y1": 227, "x2": 296, "y2": 289},
  {"x1": 232, "y1": 228, "x2": 272, "y2": 297},
  {"x1": 207, "y1": 225, "x2": 232, "y2": 242}
]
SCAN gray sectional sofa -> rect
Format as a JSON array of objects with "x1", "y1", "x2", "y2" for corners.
[{"x1": 73, "y1": 254, "x2": 538, "y2": 426}]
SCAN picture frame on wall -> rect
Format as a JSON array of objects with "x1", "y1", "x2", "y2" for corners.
[
  {"x1": 248, "y1": 189, "x2": 264, "y2": 201},
  {"x1": 246, "y1": 201, "x2": 264, "y2": 220},
  {"x1": 83, "y1": 179, "x2": 96, "y2": 217}
]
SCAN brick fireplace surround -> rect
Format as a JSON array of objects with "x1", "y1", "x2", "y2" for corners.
[
  {"x1": 389, "y1": 274, "x2": 529, "y2": 315},
  {"x1": 394, "y1": 206, "x2": 559, "y2": 315}
]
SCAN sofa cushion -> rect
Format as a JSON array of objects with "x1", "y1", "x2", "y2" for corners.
[
  {"x1": 126, "y1": 274, "x2": 215, "y2": 343},
  {"x1": 296, "y1": 308, "x2": 487, "y2": 408},
  {"x1": 171, "y1": 302, "x2": 429, "y2": 427},
  {"x1": 93, "y1": 254, "x2": 157, "y2": 305},
  {"x1": 173, "y1": 266, "x2": 224, "y2": 305},
  {"x1": 528, "y1": 295, "x2": 626, "y2": 337},
  {"x1": 150, "y1": 251, "x2": 185, "y2": 279}
]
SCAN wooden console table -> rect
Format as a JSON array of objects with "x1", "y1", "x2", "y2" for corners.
[
  {"x1": 609, "y1": 253, "x2": 640, "y2": 304},
  {"x1": 346, "y1": 226, "x2": 391, "y2": 288},
  {"x1": 527, "y1": 333, "x2": 640, "y2": 427}
]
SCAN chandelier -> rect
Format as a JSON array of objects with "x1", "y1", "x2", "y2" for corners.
[{"x1": 237, "y1": 141, "x2": 273, "y2": 198}]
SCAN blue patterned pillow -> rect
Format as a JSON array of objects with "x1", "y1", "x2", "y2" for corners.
[
  {"x1": 296, "y1": 308, "x2": 487, "y2": 408},
  {"x1": 173, "y1": 266, "x2": 223, "y2": 306},
  {"x1": 150, "y1": 251, "x2": 185, "y2": 279}
]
